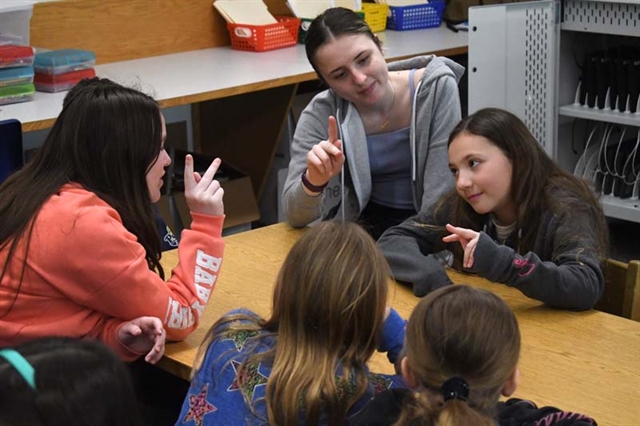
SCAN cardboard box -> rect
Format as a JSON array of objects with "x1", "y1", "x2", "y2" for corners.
[{"x1": 157, "y1": 148, "x2": 260, "y2": 232}]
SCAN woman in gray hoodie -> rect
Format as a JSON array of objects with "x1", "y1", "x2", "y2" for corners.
[{"x1": 282, "y1": 7, "x2": 465, "y2": 239}]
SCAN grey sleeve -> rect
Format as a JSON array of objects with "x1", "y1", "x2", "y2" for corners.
[
  {"x1": 378, "y1": 213, "x2": 453, "y2": 297},
  {"x1": 473, "y1": 227, "x2": 604, "y2": 311},
  {"x1": 418, "y1": 75, "x2": 459, "y2": 215},
  {"x1": 282, "y1": 97, "x2": 333, "y2": 228}
]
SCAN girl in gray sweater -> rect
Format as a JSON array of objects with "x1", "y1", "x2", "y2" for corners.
[{"x1": 282, "y1": 7, "x2": 464, "y2": 239}]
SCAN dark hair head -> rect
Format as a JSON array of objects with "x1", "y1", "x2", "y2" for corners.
[
  {"x1": 305, "y1": 7, "x2": 381, "y2": 81},
  {"x1": 0, "y1": 337, "x2": 143, "y2": 426},
  {"x1": 396, "y1": 285, "x2": 520, "y2": 425},
  {"x1": 0, "y1": 77, "x2": 166, "y2": 317},
  {"x1": 448, "y1": 107, "x2": 553, "y2": 218},
  {"x1": 57, "y1": 77, "x2": 163, "y2": 198},
  {"x1": 440, "y1": 107, "x2": 608, "y2": 259}
]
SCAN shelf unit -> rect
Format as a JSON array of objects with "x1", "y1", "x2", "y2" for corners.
[
  {"x1": 558, "y1": 104, "x2": 640, "y2": 127},
  {"x1": 558, "y1": 0, "x2": 639, "y2": 223},
  {"x1": 469, "y1": 0, "x2": 639, "y2": 223}
]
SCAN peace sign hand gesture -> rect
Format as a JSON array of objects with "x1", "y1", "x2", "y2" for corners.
[
  {"x1": 184, "y1": 155, "x2": 225, "y2": 217},
  {"x1": 305, "y1": 116, "x2": 345, "y2": 192}
]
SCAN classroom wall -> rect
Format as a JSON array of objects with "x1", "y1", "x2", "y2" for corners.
[{"x1": 29, "y1": 0, "x2": 293, "y2": 64}]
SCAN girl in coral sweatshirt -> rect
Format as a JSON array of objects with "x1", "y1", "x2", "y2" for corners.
[{"x1": 0, "y1": 78, "x2": 225, "y2": 362}]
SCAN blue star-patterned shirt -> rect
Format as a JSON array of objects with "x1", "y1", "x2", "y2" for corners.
[{"x1": 176, "y1": 308, "x2": 407, "y2": 426}]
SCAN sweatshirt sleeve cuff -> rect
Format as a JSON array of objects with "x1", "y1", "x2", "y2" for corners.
[
  {"x1": 189, "y1": 213, "x2": 225, "y2": 237},
  {"x1": 474, "y1": 232, "x2": 514, "y2": 282},
  {"x1": 378, "y1": 308, "x2": 406, "y2": 363}
]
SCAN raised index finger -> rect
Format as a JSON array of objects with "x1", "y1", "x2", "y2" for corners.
[
  {"x1": 198, "y1": 158, "x2": 222, "y2": 187},
  {"x1": 445, "y1": 223, "x2": 476, "y2": 239},
  {"x1": 328, "y1": 116, "x2": 339, "y2": 144},
  {"x1": 183, "y1": 154, "x2": 196, "y2": 192}
]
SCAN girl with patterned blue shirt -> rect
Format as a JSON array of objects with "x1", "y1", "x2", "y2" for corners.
[{"x1": 177, "y1": 221, "x2": 406, "y2": 426}]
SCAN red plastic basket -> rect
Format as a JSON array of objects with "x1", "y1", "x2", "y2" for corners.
[{"x1": 228, "y1": 16, "x2": 301, "y2": 52}]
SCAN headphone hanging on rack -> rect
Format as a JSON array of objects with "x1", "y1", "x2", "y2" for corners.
[
  {"x1": 616, "y1": 129, "x2": 640, "y2": 199},
  {"x1": 574, "y1": 121, "x2": 600, "y2": 179}
]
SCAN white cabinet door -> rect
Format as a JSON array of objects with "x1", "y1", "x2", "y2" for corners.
[{"x1": 468, "y1": 0, "x2": 559, "y2": 158}]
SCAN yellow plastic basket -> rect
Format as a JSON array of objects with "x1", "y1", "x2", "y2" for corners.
[{"x1": 361, "y1": 3, "x2": 389, "y2": 33}]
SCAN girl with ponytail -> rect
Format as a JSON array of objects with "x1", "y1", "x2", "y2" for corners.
[{"x1": 349, "y1": 285, "x2": 597, "y2": 426}]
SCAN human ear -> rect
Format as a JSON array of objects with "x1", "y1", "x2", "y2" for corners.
[
  {"x1": 401, "y1": 357, "x2": 419, "y2": 389},
  {"x1": 501, "y1": 367, "x2": 520, "y2": 397}
]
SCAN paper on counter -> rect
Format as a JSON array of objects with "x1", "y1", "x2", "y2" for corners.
[
  {"x1": 287, "y1": 0, "x2": 359, "y2": 19},
  {"x1": 375, "y1": 0, "x2": 429, "y2": 6},
  {"x1": 286, "y1": 0, "x2": 330, "y2": 18},
  {"x1": 213, "y1": 0, "x2": 278, "y2": 25}
]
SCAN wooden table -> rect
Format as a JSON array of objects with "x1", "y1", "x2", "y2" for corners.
[{"x1": 161, "y1": 223, "x2": 639, "y2": 426}]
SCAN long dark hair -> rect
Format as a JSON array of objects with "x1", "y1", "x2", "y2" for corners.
[
  {"x1": 0, "y1": 337, "x2": 143, "y2": 426},
  {"x1": 0, "y1": 77, "x2": 164, "y2": 317},
  {"x1": 437, "y1": 108, "x2": 608, "y2": 260},
  {"x1": 305, "y1": 7, "x2": 382, "y2": 82}
]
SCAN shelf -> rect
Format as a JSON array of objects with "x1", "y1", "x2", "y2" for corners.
[
  {"x1": 559, "y1": 104, "x2": 640, "y2": 127},
  {"x1": 601, "y1": 194, "x2": 640, "y2": 223},
  {"x1": 561, "y1": 0, "x2": 640, "y2": 37},
  {"x1": 569, "y1": 0, "x2": 640, "y2": 4}
]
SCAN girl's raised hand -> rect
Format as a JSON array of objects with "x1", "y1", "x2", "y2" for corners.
[
  {"x1": 117, "y1": 316, "x2": 166, "y2": 364},
  {"x1": 184, "y1": 155, "x2": 225, "y2": 216},
  {"x1": 305, "y1": 116, "x2": 345, "y2": 191},
  {"x1": 442, "y1": 224, "x2": 480, "y2": 269}
]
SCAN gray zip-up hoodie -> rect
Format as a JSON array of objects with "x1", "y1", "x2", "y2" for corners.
[{"x1": 283, "y1": 55, "x2": 465, "y2": 227}]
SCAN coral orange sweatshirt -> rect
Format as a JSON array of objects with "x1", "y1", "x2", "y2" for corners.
[{"x1": 0, "y1": 184, "x2": 225, "y2": 361}]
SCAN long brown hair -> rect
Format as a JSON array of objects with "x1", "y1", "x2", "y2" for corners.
[
  {"x1": 0, "y1": 78, "x2": 164, "y2": 318},
  {"x1": 395, "y1": 285, "x2": 520, "y2": 426},
  {"x1": 436, "y1": 108, "x2": 608, "y2": 260},
  {"x1": 194, "y1": 221, "x2": 390, "y2": 425}
]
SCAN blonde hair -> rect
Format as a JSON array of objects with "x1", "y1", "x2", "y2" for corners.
[
  {"x1": 395, "y1": 285, "x2": 520, "y2": 426},
  {"x1": 194, "y1": 221, "x2": 390, "y2": 425}
]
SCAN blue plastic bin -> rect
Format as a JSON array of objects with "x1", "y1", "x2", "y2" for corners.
[{"x1": 387, "y1": 1, "x2": 445, "y2": 31}]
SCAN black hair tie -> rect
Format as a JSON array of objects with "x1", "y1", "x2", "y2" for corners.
[{"x1": 441, "y1": 377, "x2": 469, "y2": 402}]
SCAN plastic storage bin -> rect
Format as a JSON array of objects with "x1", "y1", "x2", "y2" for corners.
[
  {"x1": 387, "y1": 1, "x2": 445, "y2": 31},
  {"x1": 0, "y1": 2, "x2": 33, "y2": 46},
  {"x1": 361, "y1": 3, "x2": 389, "y2": 33},
  {"x1": 35, "y1": 68, "x2": 96, "y2": 93},
  {"x1": 0, "y1": 83, "x2": 35, "y2": 106},
  {"x1": 228, "y1": 16, "x2": 300, "y2": 52},
  {"x1": 0, "y1": 66, "x2": 34, "y2": 88},
  {"x1": 0, "y1": 45, "x2": 35, "y2": 68},
  {"x1": 34, "y1": 49, "x2": 96, "y2": 75}
]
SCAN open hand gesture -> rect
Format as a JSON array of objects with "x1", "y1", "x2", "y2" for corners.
[
  {"x1": 184, "y1": 155, "x2": 225, "y2": 216},
  {"x1": 305, "y1": 116, "x2": 345, "y2": 192},
  {"x1": 117, "y1": 316, "x2": 166, "y2": 364},
  {"x1": 442, "y1": 224, "x2": 480, "y2": 269}
]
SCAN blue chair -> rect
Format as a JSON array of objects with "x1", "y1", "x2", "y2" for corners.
[{"x1": 0, "y1": 119, "x2": 24, "y2": 183}]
